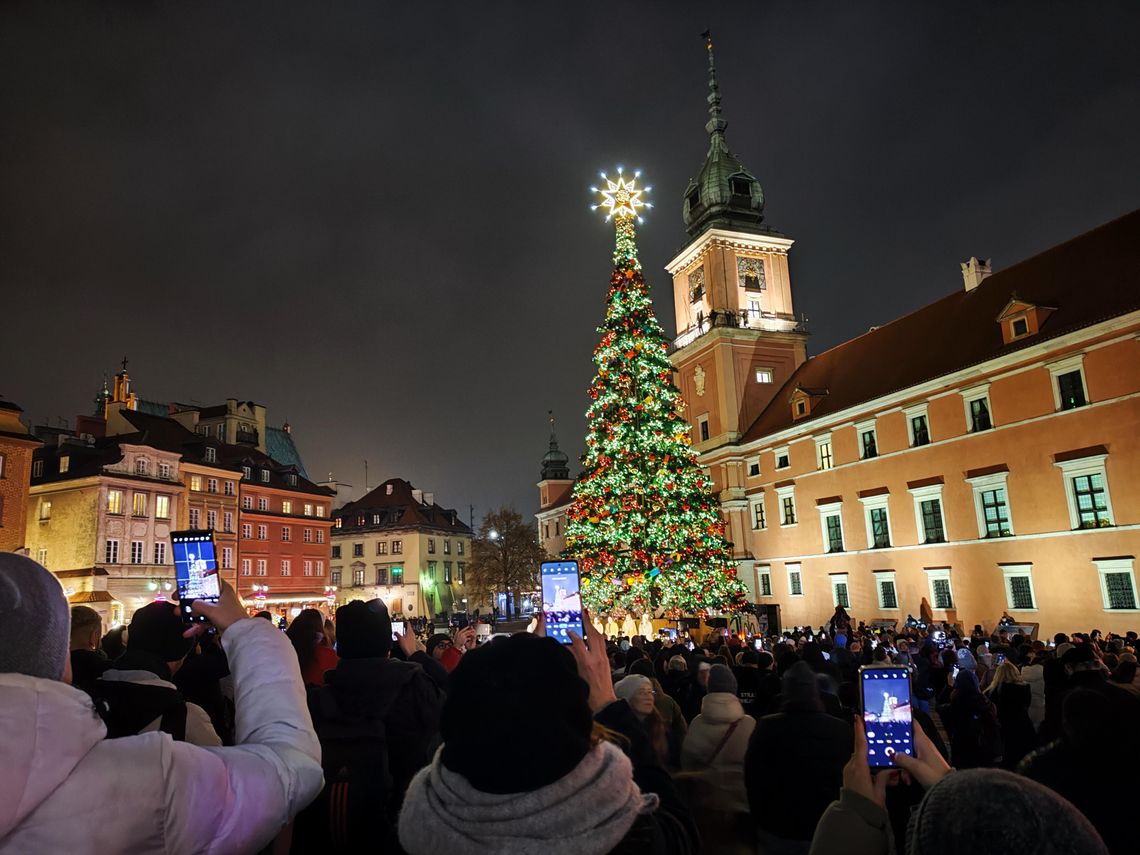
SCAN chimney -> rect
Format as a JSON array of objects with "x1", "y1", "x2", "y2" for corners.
[
  {"x1": 412, "y1": 488, "x2": 423, "y2": 504},
  {"x1": 961, "y1": 257, "x2": 992, "y2": 292},
  {"x1": 424, "y1": 492, "x2": 434, "y2": 507},
  {"x1": 386, "y1": 483, "x2": 394, "y2": 495}
]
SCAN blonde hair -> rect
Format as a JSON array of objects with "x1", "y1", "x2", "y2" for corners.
[{"x1": 985, "y1": 660, "x2": 1025, "y2": 694}]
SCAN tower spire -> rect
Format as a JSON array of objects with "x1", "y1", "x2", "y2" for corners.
[
  {"x1": 702, "y1": 31, "x2": 727, "y2": 138},
  {"x1": 540, "y1": 409, "x2": 570, "y2": 481}
]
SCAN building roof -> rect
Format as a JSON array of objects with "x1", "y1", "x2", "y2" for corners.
[
  {"x1": 742, "y1": 209, "x2": 1140, "y2": 443},
  {"x1": 216, "y1": 442, "x2": 334, "y2": 497},
  {"x1": 336, "y1": 478, "x2": 472, "y2": 534},
  {"x1": 266, "y1": 426, "x2": 308, "y2": 479}
]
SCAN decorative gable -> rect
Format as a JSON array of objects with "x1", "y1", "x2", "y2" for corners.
[{"x1": 996, "y1": 293, "x2": 1057, "y2": 344}]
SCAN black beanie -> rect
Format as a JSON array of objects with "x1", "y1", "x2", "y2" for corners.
[
  {"x1": 127, "y1": 602, "x2": 193, "y2": 663},
  {"x1": 441, "y1": 633, "x2": 592, "y2": 794},
  {"x1": 335, "y1": 599, "x2": 392, "y2": 659}
]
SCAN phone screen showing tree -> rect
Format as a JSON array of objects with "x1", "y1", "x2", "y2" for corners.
[
  {"x1": 172, "y1": 530, "x2": 220, "y2": 622},
  {"x1": 541, "y1": 560, "x2": 583, "y2": 645},
  {"x1": 860, "y1": 667, "x2": 914, "y2": 768}
]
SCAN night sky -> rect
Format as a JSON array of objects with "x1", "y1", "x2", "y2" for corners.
[{"x1": 3, "y1": 1, "x2": 1138, "y2": 522}]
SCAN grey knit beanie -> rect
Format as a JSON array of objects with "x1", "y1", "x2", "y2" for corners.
[
  {"x1": 707, "y1": 663, "x2": 738, "y2": 694},
  {"x1": 613, "y1": 674, "x2": 651, "y2": 702},
  {"x1": 0, "y1": 553, "x2": 71, "y2": 680},
  {"x1": 908, "y1": 769, "x2": 1107, "y2": 855}
]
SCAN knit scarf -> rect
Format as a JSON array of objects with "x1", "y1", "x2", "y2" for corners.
[{"x1": 398, "y1": 740, "x2": 659, "y2": 855}]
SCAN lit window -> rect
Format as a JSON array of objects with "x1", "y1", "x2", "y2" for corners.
[
  {"x1": 132, "y1": 492, "x2": 147, "y2": 517},
  {"x1": 776, "y1": 485, "x2": 796, "y2": 527},
  {"x1": 107, "y1": 490, "x2": 123, "y2": 515},
  {"x1": 815, "y1": 436, "x2": 833, "y2": 471},
  {"x1": 1094, "y1": 558, "x2": 1137, "y2": 611},
  {"x1": 282, "y1": 500, "x2": 293, "y2": 515},
  {"x1": 39, "y1": 499, "x2": 52, "y2": 521},
  {"x1": 444, "y1": 540, "x2": 451, "y2": 555},
  {"x1": 287, "y1": 474, "x2": 298, "y2": 486},
  {"x1": 875, "y1": 571, "x2": 898, "y2": 610},
  {"x1": 353, "y1": 567, "x2": 365, "y2": 586},
  {"x1": 428, "y1": 539, "x2": 436, "y2": 554},
  {"x1": 60, "y1": 456, "x2": 70, "y2": 474},
  {"x1": 377, "y1": 540, "x2": 388, "y2": 555},
  {"x1": 304, "y1": 503, "x2": 313, "y2": 516},
  {"x1": 926, "y1": 568, "x2": 954, "y2": 609},
  {"x1": 737, "y1": 256, "x2": 765, "y2": 290},
  {"x1": 755, "y1": 369, "x2": 773, "y2": 384},
  {"x1": 751, "y1": 497, "x2": 766, "y2": 530},
  {"x1": 457, "y1": 541, "x2": 465, "y2": 555},
  {"x1": 242, "y1": 466, "x2": 252, "y2": 480},
  {"x1": 331, "y1": 569, "x2": 341, "y2": 587},
  {"x1": 155, "y1": 495, "x2": 170, "y2": 519},
  {"x1": 190, "y1": 476, "x2": 202, "y2": 492},
  {"x1": 967, "y1": 471, "x2": 1014, "y2": 539},
  {"x1": 1055, "y1": 452, "x2": 1114, "y2": 530},
  {"x1": 316, "y1": 505, "x2": 326, "y2": 518},
  {"x1": 392, "y1": 540, "x2": 403, "y2": 554}
]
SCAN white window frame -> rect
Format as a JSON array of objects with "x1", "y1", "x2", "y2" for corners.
[
  {"x1": 774, "y1": 445, "x2": 791, "y2": 470},
  {"x1": 757, "y1": 564, "x2": 773, "y2": 597},
  {"x1": 746, "y1": 457, "x2": 760, "y2": 478},
  {"x1": 260, "y1": 469, "x2": 270, "y2": 483},
  {"x1": 241, "y1": 558, "x2": 252, "y2": 576},
  {"x1": 134, "y1": 458, "x2": 146, "y2": 475},
  {"x1": 1093, "y1": 558, "x2": 1138, "y2": 612},
  {"x1": 966, "y1": 470, "x2": 1014, "y2": 539},
  {"x1": 1047, "y1": 354, "x2": 1088, "y2": 411},
  {"x1": 925, "y1": 567, "x2": 954, "y2": 611},
  {"x1": 909, "y1": 483, "x2": 947, "y2": 545},
  {"x1": 37, "y1": 547, "x2": 48, "y2": 567},
  {"x1": 999, "y1": 563, "x2": 1038, "y2": 612},
  {"x1": 257, "y1": 559, "x2": 267, "y2": 576},
  {"x1": 257, "y1": 524, "x2": 267, "y2": 540},
  {"x1": 697, "y1": 413, "x2": 710, "y2": 443},
  {"x1": 155, "y1": 495, "x2": 170, "y2": 520},
  {"x1": 258, "y1": 497, "x2": 269, "y2": 511},
  {"x1": 815, "y1": 434, "x2": 833, "y2": 471},
  {"x1": 204, "y1": 447, "x2": 217, "y2": 463},
  {"x1": 830, "y1": 573, "x2": 851, "y2": 608},
  {"x1": 817, "y1": 500, "x2": 845, "y2": 553},
  {"x1": 786, "y1": 562, "x2": 804, "y2": 597},
  {"x1": 860, "y1": 493, "x2": 893, "y2": 549},
  {"x1": 281, "y1": 559, "x2": 291, "y2": 577},
  {"x1": 962, "y1": 382, "x2": 993, "y2": 433},
  {"x1": 874, "y1": 570, "x2": 899, "y2": 611},
  {"x1": 154, "y1": 542, "x2": 167, "y2": 564},
  {"x1": 221, "y1": 546, "x2": 233, "y2": 569},
  {"x1": 158, "y1": 462, "x2": 171, "y2": 480},
  {"x1": 776, "y1": 484, "x2": 797, "y2": 527},
  {"x1": 755, "y1": 368, "x2": 773, "y2": 384},
  {"x1": 855, "y1": 418, "x2": 878, "y2": 459},
  {"x1": 904, "y1": 403, "x2": 930, "y2": 447},
  {"x1": 1055, "y1": 453, "x2": 1115, "y2": 531},
  {"x1": 749, "y1": 494, "x2": 766, "y2": 530},
  {"x1": 189, "y1": 508, "x2": 201, "y2": 528}
]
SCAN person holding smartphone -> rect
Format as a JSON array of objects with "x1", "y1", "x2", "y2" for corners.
[{"x1": 0, "y1": 552, "x2": 322, "y2": 854}]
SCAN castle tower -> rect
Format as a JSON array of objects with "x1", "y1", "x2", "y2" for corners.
[
  {"x1": 667, "y1": 34, "x2": 808, "y2": 452},
  {"x1": 537, "y1": 411, "x2": 573, "y2": 512}
]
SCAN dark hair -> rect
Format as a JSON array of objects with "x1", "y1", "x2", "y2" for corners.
[
  {"x1": 286, "y1": 609, "x2": 326, "y2": 671},
  {"x1": 101, "y1": 626, "x2": 127, "y2": 660},
  {"x1": 1110, "y1": 660, "x2": 1137, "y2": 685},
  {"x1": 70, "y1": 605, "x2": 102, "y2": 639}
]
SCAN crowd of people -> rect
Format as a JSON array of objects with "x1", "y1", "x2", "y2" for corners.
[{"x1": 2, "y1": 550, "x2": 1138, "y2": 854}]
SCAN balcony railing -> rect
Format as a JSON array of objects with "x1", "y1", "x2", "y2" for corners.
[{"x1": 669, "y1": 308, "x2": 804, "y2": 354}]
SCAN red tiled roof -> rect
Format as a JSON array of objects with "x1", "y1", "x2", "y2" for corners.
[
  {"x1": 743, "y1": 209, "x2": 1140, "y2": 442},
  {"x1": 338, "y1": 478, "x2": 472, "y2": 534}
]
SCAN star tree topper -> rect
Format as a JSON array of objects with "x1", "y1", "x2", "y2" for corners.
[{"x1": 591, "y1": 167, "x2": 653, "y2": 223}]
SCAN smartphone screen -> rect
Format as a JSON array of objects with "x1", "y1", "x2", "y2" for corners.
[
  {"x1": 995, "y1": 653, "x2": 1006, "y2": 665},
  {"x1": 754, "y1": 638, "x2": 763, "y2": 650},
  {"x1": 541, "y1": 560, "x2": 584, "y2": 645},
  {"x1": 391, "y1": 620, "x2": 405, "y2": 639},
  {"x1": 171, "y1": 529, "x2": 220, "y2": 623},
  {"x1": 860, "y1": 666, "x2": 914, "y2": 769}
]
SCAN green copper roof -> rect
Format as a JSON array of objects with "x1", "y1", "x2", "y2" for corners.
[
  {"x1": 682, "y1": 35, "x2": 770, "y2": 239},
  {"x1": 266, "y1": 426, "x2": 308, "y2": 479}
]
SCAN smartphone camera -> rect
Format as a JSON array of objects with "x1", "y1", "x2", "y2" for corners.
[
  {"x1": 171, "y1": 529, "x2": 221, "y2": 624},
  {"x1": 540, "y1": 560, "x2": 584, "y2": 646}
]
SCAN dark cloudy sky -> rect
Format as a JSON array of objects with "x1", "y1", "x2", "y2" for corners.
[{"x1": 3, "y1": 1, "x2": 1138, "y2": 522}]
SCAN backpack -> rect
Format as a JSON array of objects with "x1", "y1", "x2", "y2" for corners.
[
  {"x1": 89, "y1": 679, "x2": 188, "y2": 741},
  {"x1": 291, "y1": 686, "x2": 396, "y2": 854}
]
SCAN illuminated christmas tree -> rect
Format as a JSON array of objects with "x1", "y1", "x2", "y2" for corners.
[{"x1": 565, "y1": 169, "x2": 748, "y2": 617}]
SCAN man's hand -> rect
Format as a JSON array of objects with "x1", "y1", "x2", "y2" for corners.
[
  {"x1": 567, "y1": 608, "x2": 618, "y2": 713},
  {"x1": 890, "y1": 720, "x2": 952, "y2": 788},
  {"x1": 452, "y1": 626, "x2": 476, "y2": 652},
  {"x1": 183, "y1": 579, "x2": 249, "y2": 638},
  {"x1": 397, "y1": 625, "x2": 424, "y2": 657},
  {"x1": 843, "y1": 717, "x2": 898, "y2": 810}
]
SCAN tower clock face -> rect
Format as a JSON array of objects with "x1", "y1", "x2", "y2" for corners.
[{"x1": 738, "y1": 256, "x2": 765, "y2": 291}]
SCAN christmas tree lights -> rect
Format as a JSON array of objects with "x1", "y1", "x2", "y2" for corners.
[{"x1": 565, "y1": 169, "x2": 748, "y2": 617}]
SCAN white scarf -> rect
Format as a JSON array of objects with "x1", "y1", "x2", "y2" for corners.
[{"x1": 398, "y1": 740, "x2": 659, "y2": 855}]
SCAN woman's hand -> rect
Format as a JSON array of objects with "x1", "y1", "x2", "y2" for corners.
[
  {"x1": 567, "y1": 608, "x2": 618, "y2": 713},
  {"x1": 843, "y1": 717, "x2": 898, "y2": 810},
  {"x1": 890, "y1": 721, "x2": 952, "y2": 788}
]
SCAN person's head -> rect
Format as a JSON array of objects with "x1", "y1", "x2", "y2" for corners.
[
  {"x1": 1110, "y1": 660, "x2": 1136, "y2": 685},
  {"x1": 956, "y1": 647, "x2": 977, "y2": 672},
  {"x1": 70, "y1": 605, "x2": 103, "y2": 652},
  {"x1": 1054, "y1": 632, "x2": 1070, "y2": 646},
  {"x1": 0, "y1": 553, "x2": 72, "y2": 682},
  {"x1": 124, "y1": 602, "x2": 194, "y2": 676},
  {"x1": 101, "y1": 626, "x2": 127, "y2": 660},
  {"x1": 334, "y1": 599, "x2": 393, "y2": 660},
  {"x1": 756, "y1": 650, "x2": 775, "y2": 671},
  {"x1": 897, "y1": 639, "x2": 910, "y2": 653},
  {"x1": 695, "y1": 659, "x2": 713, "y2": 688},
  {"x1": 872, "y1": 645, "x2": 889, "y2": 663},
  {"x1": 285, "y1": 608, "x2": 326, "y2": 669},
  {"x1": 953, "y1": 667, "x2": 981, "y2": 696},
  {"x1": 323, "y1": 618, "x2": 336, "y2": 647},
  {"x1": 255, "y1": 610, "x2": 273, "y2": 621},
  {"x1": 441, "y1": 633, "x2": 592, "y2": 793},
  {"x1": 906, "y1": 768, "x2": 1108, "y2": 855},
  {"x1": 707, "y1": 663, "x2": 738, "y2": 695},
  {"x1": 986, "y1": 660, "x2": 1025, "y2": 692},
  {"x1": 615, "y1": 674, "x2": 656, "y2": 717},
  {"x1": 781, "y1": 660, "x2": 822, "y2": 712},
  {"x1": 426, "y1": 634, "x2": 453, "y2": 661},
  {"x1": 666, "y1": 654, "x2": 687, "y2": 673}
]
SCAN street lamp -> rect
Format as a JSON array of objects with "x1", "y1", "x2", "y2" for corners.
[{"x1": 488, "y1": 528, "x2": 510, "y2": 620}]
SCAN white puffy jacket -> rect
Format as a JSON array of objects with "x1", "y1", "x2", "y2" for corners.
[{"x1": 0, "y1": 617, "x2": 323, "y2": 854}]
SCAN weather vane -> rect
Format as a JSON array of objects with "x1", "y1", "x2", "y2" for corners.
[{"x1": 590, "y1": 166, "x2": 653, "y2": 225}]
